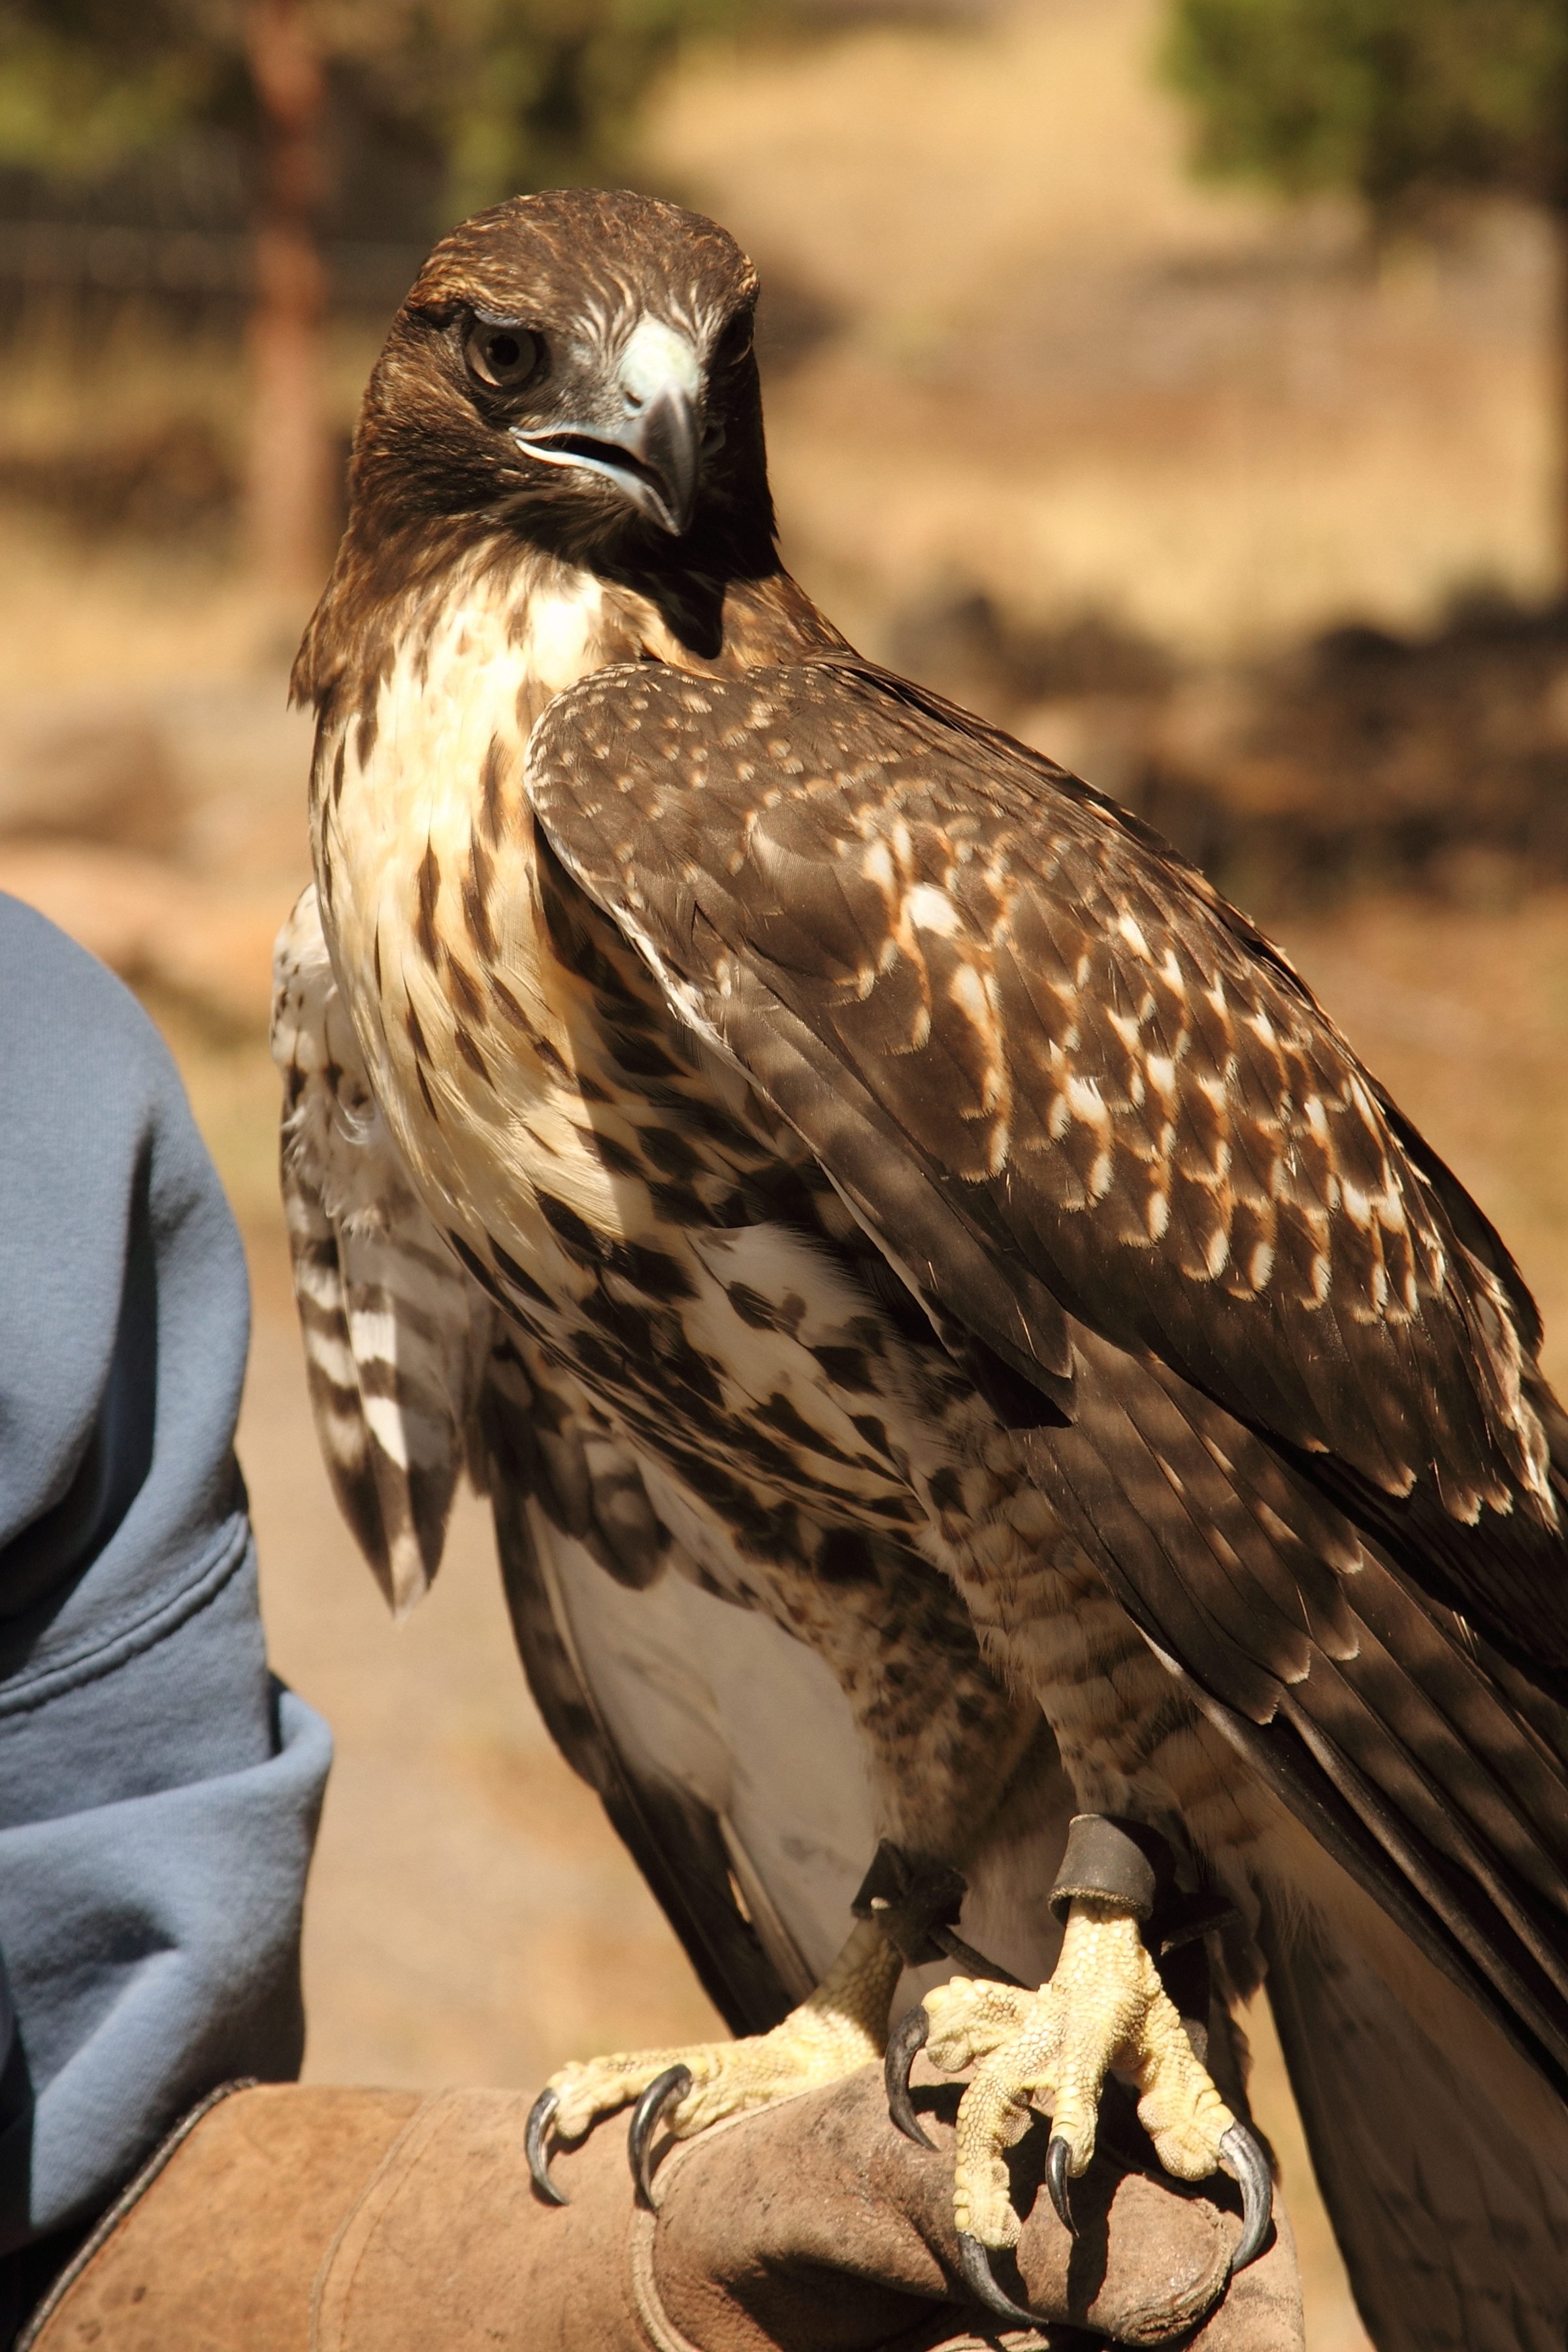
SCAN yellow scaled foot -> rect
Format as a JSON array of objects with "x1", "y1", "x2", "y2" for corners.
[
  {"x1": 922, "y1": 1899, "x2": 1237, "y2": 2250},
  {"x1": 527, "y1": 1918, "x2": 900, "y2": 2202}
]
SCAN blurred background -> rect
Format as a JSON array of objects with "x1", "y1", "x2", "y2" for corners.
[{"x1": 2, "y1": 1, "x2": 1567, "y2": 2344}]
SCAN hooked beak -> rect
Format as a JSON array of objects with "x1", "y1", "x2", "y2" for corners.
[{"x1": 511, "y1": 318, "x2": 702, "y2": 538}]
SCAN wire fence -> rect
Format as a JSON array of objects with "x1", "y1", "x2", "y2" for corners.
[{"x1": 0, "y1": 219, "x2": 425, "y2": 312}]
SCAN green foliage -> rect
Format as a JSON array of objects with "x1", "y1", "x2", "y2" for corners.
[
  {"x1": 0, "y1": 0, "x2": 749, "y2": 211},
  {"x1": 346, "y1": 0, "x2": 751, "y2": 220},
  {"x1": 1162, "y1": 0, "x2": 1568, "y2": 216},
  {"x1": 0, "y1": 2, "x2": 232, "y2": 176}
]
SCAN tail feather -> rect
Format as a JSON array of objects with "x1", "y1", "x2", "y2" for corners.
[
  {"x1": 271, "y1": 883, "x2": 491, "y2": 1615},
  {"x1": 1263, "y1": 1912, "x2": 1568, "y2": 2352}
]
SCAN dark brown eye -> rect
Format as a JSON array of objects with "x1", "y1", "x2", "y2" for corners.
[
  {"x1": 713, "y1": 312, "x2": 754, "y2": 370},
  {"x1": 464, "y1": 317, "x2": 541, "y2": 390}
]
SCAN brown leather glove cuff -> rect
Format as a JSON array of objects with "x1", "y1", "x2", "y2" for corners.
[{"x1": 21, "y1": 2072, "x2": 1301, "y2": 2352}]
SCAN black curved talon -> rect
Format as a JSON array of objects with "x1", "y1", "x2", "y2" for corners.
[
  {"x1": 527, "y1": 2086, "x2": 568, "y2": 2207},
  {"x1": 885, "y1": 2004, "x2": 936, "y2": 2150},
  {"x1": 1045, "y1": 2132, "x2": 1077, "y2": 2237},
  {"x1": 956, "y1": 2230, "x2": 1047, "y2": 2328},
  {"x1": 1218, "y1": 2120, "x2": 1274, "y2": 2272},
  {"x1": 629, "y1": 2063, "x2": 693, "y2": 2208}
]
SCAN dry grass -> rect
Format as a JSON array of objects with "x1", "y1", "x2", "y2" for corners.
[{"x1": 647, "y1": 0, "x2": 1560, "y2": 655}]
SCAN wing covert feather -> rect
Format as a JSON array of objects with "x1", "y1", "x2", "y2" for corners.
[{"x1": 527, "y1": 657, "x2": 1566, "y2": 1669}]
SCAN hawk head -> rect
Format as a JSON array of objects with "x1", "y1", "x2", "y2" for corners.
[{"x1": 349, "y1": 188, "x2": 772, "y2": 571}]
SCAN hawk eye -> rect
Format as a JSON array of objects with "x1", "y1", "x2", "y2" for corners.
[
  {"x1": 713, "y1": 312, "x2": 754, "y2": 370},
  {"x1": 464, "y1": 317, "x2": 542, "y2": 391}
]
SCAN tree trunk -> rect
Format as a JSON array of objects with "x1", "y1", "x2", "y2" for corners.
[
  {"x1": 245, "y1": 0, "x2": 330, "y2": 604},
  {"x1": 1557, "y1": 204, "x2": 1568, "y2": 593}
]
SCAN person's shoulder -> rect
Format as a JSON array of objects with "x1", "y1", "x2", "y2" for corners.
[
  {"x1": 0, "y1": 890, "x2": 180, "y2": 1086},
  {"x1": 0, "y1": 891, "x2": 245, "y2": 1316},
  {"x1": 0, "y1": 889, "x2": 150, "y2": 1011}
]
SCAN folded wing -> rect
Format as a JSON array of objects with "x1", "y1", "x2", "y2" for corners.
[{"x1": 526, "y1": 656, "x2": 1568, "y2": 2094}]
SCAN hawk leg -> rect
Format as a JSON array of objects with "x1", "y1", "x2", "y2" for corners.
[
  {"x1": 527, "y1": 1919, "x2": 901, "y2": 2205},
  {"x1": 927, "y1": 1906, "x2": 1239, "y2": 2231},
  {"x1": 886, "y1": 1816, "x2": 1273, "y2": 2321}
]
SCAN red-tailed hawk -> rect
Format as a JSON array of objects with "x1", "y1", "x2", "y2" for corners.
[{"x1": 274, "y1": 188, "x2": 1568, "y2": 2348}]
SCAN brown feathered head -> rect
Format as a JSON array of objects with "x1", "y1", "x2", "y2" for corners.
[{"x1": 345, "y1": 188, "x2": 773, "y2": 574}]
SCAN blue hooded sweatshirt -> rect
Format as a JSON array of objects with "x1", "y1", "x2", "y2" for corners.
[{"x1": 0, "y1": 893, "x2": 331, "y2": 2322}]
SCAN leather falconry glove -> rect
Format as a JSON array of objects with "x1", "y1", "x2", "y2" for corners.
[{"x1": 18, "y1": 2070, "x2": 1301, "y2": 2351}]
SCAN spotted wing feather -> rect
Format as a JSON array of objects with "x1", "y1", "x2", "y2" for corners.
[
  {"x1": 1036, "y1": 1322, "x2": 1568, "y2": 2084},
  {"x1": 526, "y1": 657, "x2": 1565, "y2": 1667}
]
